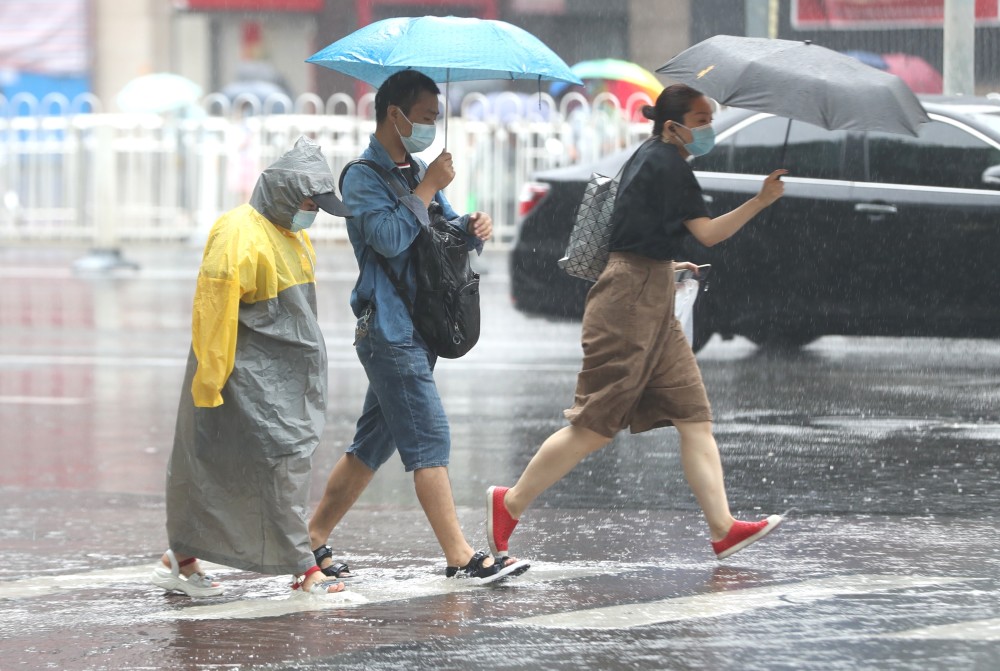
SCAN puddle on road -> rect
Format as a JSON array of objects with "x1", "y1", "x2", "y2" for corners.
[
  {"x1": 2, "y1": 542, "x2": 998, "y2": 671},
  {"x1": 0, "y1": 557, "x2": 618, "y2": 627}
]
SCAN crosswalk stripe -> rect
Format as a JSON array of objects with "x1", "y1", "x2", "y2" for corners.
[
  {"x1": 4, "y1": 564, "x2": 979, "y2": 633},
  {"x1": 0, "y1": 560, "x2": 608, "y2": 621},
  {"x1": 153, "y1": 561, "x2": 606, "y2": 621},
  {"x1": 504, "y1": 575, "x2": 969, "y2": 631},
  {"x1": 0, "y1": 565, "x2": 184, "y2": 600},
  {"x1": 880, "y1": 617, "x2": 1000, "y2": 641}
]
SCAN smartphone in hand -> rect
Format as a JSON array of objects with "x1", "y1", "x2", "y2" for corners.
[{"x1": 675, "y1": 264, "x2": 711, "y2": 283}]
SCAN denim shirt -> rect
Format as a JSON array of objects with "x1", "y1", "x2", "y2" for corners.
[{"x1": 343, "y1": 134, "x2": 483, "y2": 346}]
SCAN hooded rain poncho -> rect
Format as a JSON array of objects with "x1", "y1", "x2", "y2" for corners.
[{"x1": 165, "y1": 137, "x2": 335, "y2": 575}]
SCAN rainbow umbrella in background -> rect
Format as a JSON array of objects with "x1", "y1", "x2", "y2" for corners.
[
  {"x1": 552, "y1": 58, "x2": 663, "y2": 99},
  {"x1": 572, "y1": 59, "x2": 663, "y2": 98},
  {"x1": 550, "y1": 59, "x2": 663, "y2": 120}
]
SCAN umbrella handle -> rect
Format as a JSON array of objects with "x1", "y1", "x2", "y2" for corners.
[{"x1": 779, "y1": 118, "x2": 792, "y2": 167}]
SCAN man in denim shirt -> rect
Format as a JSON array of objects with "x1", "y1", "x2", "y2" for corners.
[{"x1": 308, "y1": 70, "x2": 529, "y2": 583}]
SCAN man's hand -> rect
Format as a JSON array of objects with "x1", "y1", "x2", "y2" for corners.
[
  {"x1": 424, "y1": 149, "x2": 456, "y2": 192},
  {"x1": 467, "y1": 211, "x2": 493, "y2": 241}
]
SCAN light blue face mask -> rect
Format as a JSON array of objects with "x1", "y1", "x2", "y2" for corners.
[
  {"x1": 289, "y1": 209, "x2": 317, "y2": 232},
  {"x1": 675, "y1": 123, "x2": 716, "y2": 157},
  {"x1": 396, "y1": 110, "x2": 436, "y2": 154}
]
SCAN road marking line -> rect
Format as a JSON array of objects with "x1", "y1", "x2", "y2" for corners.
[
  {"x1": 0, "y1": 395, "x2": 86, "y2": 405},
  {"x1": 0, "y1": 354, "x2": 578, "y2": 373},
  {"x1": 881, "y1": 618, "x2": 1000, "y2": 641},
  {"x1": 0, "y1": 560, "x2": 609, "y2": 622},
  {"x1": 504, "y1": 575, "x2": 969, "y2": 631},
  {"x1": 0, "y1": 355, "x2": 188, "y2": 367},
  {"x1": 155, "y1": 562, "x2": 609, "y2": 621},
  {"x1": 0, "y1": 565, "x2": 194, "y2": 600}
]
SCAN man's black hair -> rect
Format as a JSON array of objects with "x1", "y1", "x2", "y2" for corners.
[{"x1": 374, "y1": 70, "x2": 441, "y2": 123}]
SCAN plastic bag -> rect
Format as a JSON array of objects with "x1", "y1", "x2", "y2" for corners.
[{"x1": 674, "y1": 277, "x2": 700, "y2": 345}]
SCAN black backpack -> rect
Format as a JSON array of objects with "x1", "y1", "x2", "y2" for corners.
[{"x1": 340, "y1": 159, "x2": 480, "y2": 359}]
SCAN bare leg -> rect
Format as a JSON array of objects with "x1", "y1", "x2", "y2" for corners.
[
  {"x1": 673, "y1": 420, "x2": 735, "y2": 541},
  {"x1": 504, "y1": 425, "x2": 612, "y2": 519},
  {"x1": 308, "y1": 453, "x2": 375, "y2": 561},
  {"x1": 414, "y1": 466, "x2": 491, "y2": 567},
  {"x1": 302, "y1": 570, "x2": 344, "y2": 593}
]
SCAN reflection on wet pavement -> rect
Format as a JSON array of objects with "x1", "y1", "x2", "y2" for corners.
[{"x1": 1, "y1": 246, "x2": 999, "y2": 670}]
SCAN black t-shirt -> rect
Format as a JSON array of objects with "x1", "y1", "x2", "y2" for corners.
[
  {"x1": 607, "y1": 139, "x2": 710, "y2": 261},
  {"x1": 395, "y1": 158, "x2": 420, "y2": 190}
]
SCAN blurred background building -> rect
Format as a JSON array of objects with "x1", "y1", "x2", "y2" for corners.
[
  {"x1": 2, "y1": 0, "x2": 997, "y2": 251},
  {"x1": 5, "y1": 0, "x2": 995, "y2": 113}
]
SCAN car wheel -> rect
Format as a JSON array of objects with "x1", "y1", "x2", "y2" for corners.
[{"x1": 745, "y1": 329, "x2": 818, "y2": 351}]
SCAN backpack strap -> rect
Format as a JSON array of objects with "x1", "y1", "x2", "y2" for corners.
[
  {"x1": 338, "y1": 158, "x2": 417, "y2": 318},
  {"x1": 338, "y1": 158, "x2": 409, "y2": 199}
]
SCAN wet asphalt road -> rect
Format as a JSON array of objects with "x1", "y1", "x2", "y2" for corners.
[{"x1": 1, "y1": 244, "x2": 998, "y2": 670}]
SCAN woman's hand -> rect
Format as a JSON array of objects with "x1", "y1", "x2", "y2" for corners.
[
  {"x1": 674, "y1": 261, "x2": 700, "y2": 276},
  {"x1": 755, "y1": 169, "x2": 788, "y2": 207}
]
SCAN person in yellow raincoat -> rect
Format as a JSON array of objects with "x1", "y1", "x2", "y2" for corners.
[{"x1": 151, "y1": 136, "x2": 352, "y2": 597}]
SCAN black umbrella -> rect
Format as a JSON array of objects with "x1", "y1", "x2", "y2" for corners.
[{"x1": 657, "y1": 35, "x2": 929, "y2": 136}]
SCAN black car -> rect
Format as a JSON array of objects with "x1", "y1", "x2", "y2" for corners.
[{"x1": 510, "y1": 95, "x2": 1000, "y2": 350}]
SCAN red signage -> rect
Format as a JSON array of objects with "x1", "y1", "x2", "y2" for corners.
[
  {"x1": 175, "y1": 0, "x2": 323, "y2": 11},
  {"x1": 793, "y1": 0, "x2": 1000, "y2": 28}
]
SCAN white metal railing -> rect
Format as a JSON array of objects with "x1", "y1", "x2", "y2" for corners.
[{"x1": 0, "y1": 91, "x2": 652, "y2": 247}]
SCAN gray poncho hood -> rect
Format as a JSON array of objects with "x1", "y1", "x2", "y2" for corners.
[{"x1": 249, "y1": 136, "x2": 350, "y2": 227}]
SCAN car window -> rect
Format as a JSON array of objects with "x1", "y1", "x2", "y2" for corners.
[
  {"x1": 866, "y1": 120, "x2": 1000, "y2": 189},
  {"x1": 717, "y1": 116, "x2": 846, "y2": 179}
]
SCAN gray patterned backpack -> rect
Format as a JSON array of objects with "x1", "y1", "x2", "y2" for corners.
[{"x1": 557, "y1": 139, "x2": 650, "y2": 282}]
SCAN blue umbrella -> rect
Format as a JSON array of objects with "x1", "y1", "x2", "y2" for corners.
[{"x1": 307, "y1": 16, "x2": 582, "y2": 88}]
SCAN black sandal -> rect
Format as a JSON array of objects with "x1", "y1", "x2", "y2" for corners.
[
  {"x1": 312, "y1": 545, "x2": 352, "y2": 579},
  {"x1": 445, "y1": 551, "x2": 530, "y2": 584}
]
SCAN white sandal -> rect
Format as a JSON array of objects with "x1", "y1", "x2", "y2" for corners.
[{"x1": 151, "y1": 549, "x2": 224, "y2": 597}]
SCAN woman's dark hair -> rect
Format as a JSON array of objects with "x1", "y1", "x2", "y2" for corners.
[
  {"x1": 641, "y1": 84, "x2": 705, "y2": 137},
  {"x1": 375, "y1": 70, "x2": 440, "y2": 123}
]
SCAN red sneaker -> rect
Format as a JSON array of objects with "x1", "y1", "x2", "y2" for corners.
[
  {"x1": 712, "y1": 515, "x2": 783, "y2": 560},
  {"x1": 487, "y1": 486, "x2": 518, "y2": 557}
]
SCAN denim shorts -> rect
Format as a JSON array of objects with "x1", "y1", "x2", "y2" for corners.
[{"x1": 347, "y1": 322, "x2": 451, "y2": 472}]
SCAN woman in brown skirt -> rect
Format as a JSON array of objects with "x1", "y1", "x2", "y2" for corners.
[{"x1": 487, "y1": 84, "x2": 788, "y2": 561}]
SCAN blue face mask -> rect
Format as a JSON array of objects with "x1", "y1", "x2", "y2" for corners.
[
  {"x1": 395, "y1": 110, "x2": 436, "y2": 154},
  {"x1": 675, "y1": 123, "x2": 716, "y2": 157},
  {"x1": 289, "y1": 209, "x2": 317, "y2": 232}
]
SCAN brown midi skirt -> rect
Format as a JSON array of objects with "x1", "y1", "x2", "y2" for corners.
[{"x1": 564, "y1": 252, "x2": 712, "y2": 438}]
